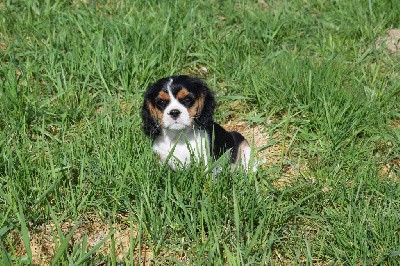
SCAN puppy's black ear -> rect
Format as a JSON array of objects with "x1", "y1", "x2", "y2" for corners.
[
  {"x1": 195, "y1": 83, "x2": 216, "y2": 128},
  {"x1": 141, "y1": 99, "x2": 161, "y2": 139}
]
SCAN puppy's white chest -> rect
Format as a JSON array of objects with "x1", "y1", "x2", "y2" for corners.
[{"x1": 152, "y1": 129, "x2": 209, "y2": 170}]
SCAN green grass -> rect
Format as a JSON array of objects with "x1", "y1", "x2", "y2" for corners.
[{"x1": 1, "y1": 0, "x2": 400, "y2": 264}]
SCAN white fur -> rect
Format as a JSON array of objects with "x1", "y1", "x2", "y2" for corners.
[
  {"x1": 240, "y1": 143, "x2": 252, "y2": 169},
  {"x1": 152, "y1": 127, "x2": 209, "y2": 170},
  {"x1": 238, "y1": 142, "x2": 259, "y2": 172},
  {"x1": 166, "y1": 78, "x2": 173, "y2": 91}
]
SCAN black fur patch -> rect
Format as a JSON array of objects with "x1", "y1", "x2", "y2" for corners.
[{"x1": 206, "y1": 122, "x2": 245, "y2": 163}]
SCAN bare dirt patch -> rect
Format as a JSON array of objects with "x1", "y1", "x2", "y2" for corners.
[
  {"x1": 379, "y1": 120, "x2": 400, "y2": 181},
  {"x1": 258, "y1": 0, "x2": 270, "y2": 11},
  {"x1": 382, "y1": 158, "x2": 400, "y2": 181},
  {"x1": 180, "y1": 65, "x2": 209, "y2": 79},
  {"x1": 70, "y1": 0, "x2": 89, "y2": 7},
  {"x1": 11, "y1": 213, "x2": 193, "y2": 265},
  {"x1": 0, "y1": 33, "x2": 8, "y2": 52},
  {"x1": 376, "y1": 29, "x2": 400, "y2": 54},
  {"x1": 11, "y1": 214, "x2": 153, "y2": 265}
]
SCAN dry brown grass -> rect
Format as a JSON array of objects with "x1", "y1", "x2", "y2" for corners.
[
  {"x1": 9, "y1": 211, "x2": 196, "y2": 265},
  {"x1": 11, "y1": 214, "x2": 153, "y2": 265}
]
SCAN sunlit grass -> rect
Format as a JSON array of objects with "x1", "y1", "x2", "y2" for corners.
[{"x1": 1, "y1": 0, "x2": 399, "y2": 264}]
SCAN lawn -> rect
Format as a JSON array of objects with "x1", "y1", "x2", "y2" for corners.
[{"x1": 1, "y1": 0, "x2": 399, "y2": 265}]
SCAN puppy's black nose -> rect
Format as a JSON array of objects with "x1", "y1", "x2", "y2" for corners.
[{"x1": 169, "y1": 109, "x2": 181, "y2": 119}]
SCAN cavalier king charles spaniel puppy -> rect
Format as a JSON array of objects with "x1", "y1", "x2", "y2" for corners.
[{"x1": 141, "y1": 75, "x2": 253, "y2": 171}]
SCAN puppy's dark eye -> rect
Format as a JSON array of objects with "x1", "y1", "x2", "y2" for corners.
[
  {"x1": 181, "y1": 96, "x2": 194, "y2": 107},
  {"x1": 155, "y1": 99, "x2": 168, "y2": 109}
]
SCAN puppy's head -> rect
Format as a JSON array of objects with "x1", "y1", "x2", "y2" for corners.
[{"x1": 141, "y1": 75, "x2": 216, "y2": 138}]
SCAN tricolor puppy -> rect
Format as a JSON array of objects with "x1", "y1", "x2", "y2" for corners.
[{"x1": 141, "y1": 75, "x2": 252, "y2": 171}]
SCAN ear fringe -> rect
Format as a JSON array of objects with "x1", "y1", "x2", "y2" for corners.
[
  {"x1": 141, "y1": 101, "x2": 161, "y2": 139},
  {"x1": 195, "y1": 85, "x2": 216, "y2": 128}
]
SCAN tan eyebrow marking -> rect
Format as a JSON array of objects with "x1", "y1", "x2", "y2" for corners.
[
  {"x1": 157, "y1": 91, "x2": 170, "y2": 101},
  {"x1": 176, "y1": 88, "x2": 189, "y2": 100}
]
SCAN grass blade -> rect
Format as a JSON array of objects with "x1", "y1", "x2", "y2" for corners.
[
  {"x1": 16, "y1": 201, "x2": 32, "y2": 263},
  {"x1": 73, "y1": 229, "x2": 114, "y2": 265},
  {"x1": 51, "y1": 222, "x2": 81, "y2": 265}
]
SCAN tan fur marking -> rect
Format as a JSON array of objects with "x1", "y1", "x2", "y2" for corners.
[
  {"x1": 188, "y1": 93, "x2": 205, "y2": 118},
  {"x1": 176, "y1": 88, "x2": 189, "y2": 100},
  {"x1": 158, "y1": 91, "x2": 170, "y2": 101},
  {"x1": 147, "y1": 101, "x2": 163, "y2": 123}
]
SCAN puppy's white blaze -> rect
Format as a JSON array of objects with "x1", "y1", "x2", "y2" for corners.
[{"x1": 166, "y1": 78, "x2": 173, "y2": 92}]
